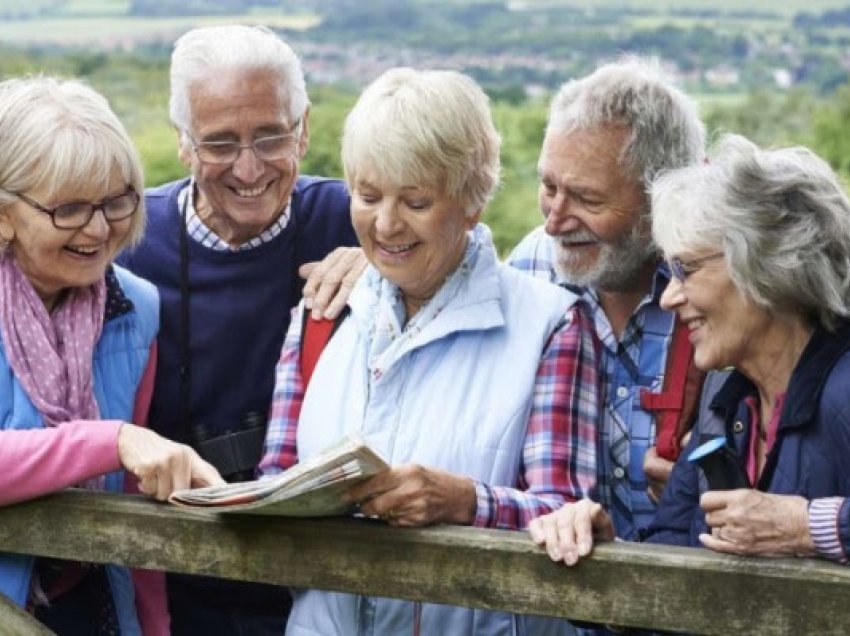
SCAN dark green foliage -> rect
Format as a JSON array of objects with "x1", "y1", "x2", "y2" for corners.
[{"x1": 795, "y1": 7, "x2": 850, "y2": 28}]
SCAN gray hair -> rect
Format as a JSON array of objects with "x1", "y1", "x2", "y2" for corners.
[
  {"x1": 169, "y1": 24, "x2": 309, "y2": 133},
  {"x1": 548, "y1": 56, "x2": 705, "y2": 190},
  {"x1": 652, "y1": 134, "x2": 850, "y2": 330},
  {"x1": 0, "y1": 76, "x2": 146, "y2": 248},
  {"x1": 341, "y1": 67, "x2": 500, "y2": 216}
]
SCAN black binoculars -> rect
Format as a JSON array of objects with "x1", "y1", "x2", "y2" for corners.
[
  {"x1": 688, "y1": 436, "x2": 749, "y2": 491},
  {"x1": 191, "y1": 411, "x2": 267, "y2": 483}
]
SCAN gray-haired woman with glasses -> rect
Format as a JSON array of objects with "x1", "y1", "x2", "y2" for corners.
[{"x1": 0, "y1": 76, "x2": 224, "y2": 634}]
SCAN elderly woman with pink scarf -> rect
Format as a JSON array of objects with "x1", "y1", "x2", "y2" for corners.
[{"x1": 0, "y1": 77, "x2": 223, "y2": 634}]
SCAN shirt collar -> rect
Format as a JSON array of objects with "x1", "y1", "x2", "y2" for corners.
[
  {"x1": 650, "y1": 259, "x2": 672, "y2": 301},
  {"x1": 179, "y1": 179, "x2": 290, "y2": 252}
]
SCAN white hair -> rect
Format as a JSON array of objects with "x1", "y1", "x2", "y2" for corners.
[
  {"x1": 169, "y1": 25, "x2": 309, "y2": 134},
  {"x1": 341, "y1": 67, "x2": 500, "y2": 216},
  {"x1": 548, "y1": 56, "x2": 705, "y2": 190}
]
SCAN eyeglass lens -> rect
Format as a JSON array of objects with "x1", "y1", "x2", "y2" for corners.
[
  {"x1": 52, "y1": 191, "x2": 139, "y2": 229},
  {"x1": 196, "y1": 134, "x2": 298, "y2": 164},
  {"x1": 670, "y1": 252, "x2": 723, "y2": 282}
]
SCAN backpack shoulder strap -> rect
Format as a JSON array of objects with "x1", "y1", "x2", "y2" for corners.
[
  {"x1": 299, "y1": 306, "x2": 351, "y2": 389},
  {"x1": 640, "y1": 319, "x2": 706, "y2": 461}
]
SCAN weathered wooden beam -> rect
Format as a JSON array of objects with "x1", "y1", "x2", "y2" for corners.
[{"x1": 0, "y1": 490, "x2": 848, "y2": 635}]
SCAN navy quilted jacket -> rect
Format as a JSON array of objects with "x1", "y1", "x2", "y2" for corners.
[{"x1": 645, "y1": 320, "x2": 850, "y2": 560}]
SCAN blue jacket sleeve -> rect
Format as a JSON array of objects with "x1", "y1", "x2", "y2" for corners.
[
  {"x1": 643, "y1": 430, "x2": 704, "y2": 547},
  {"x1": 817, "y1": 354, "x2": 850, "y2": 562}
]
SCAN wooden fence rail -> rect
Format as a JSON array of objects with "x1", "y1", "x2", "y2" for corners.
[
  {"x1": 0, "y1": 587, "x2": 53, "y2": 635},
  {"x1": 0, "y1": 490, "x2": 848, "y2": 635}
]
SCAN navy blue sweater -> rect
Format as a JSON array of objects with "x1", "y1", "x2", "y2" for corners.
[{"x1": 119, "y1": 175, "x2": 357, "y2": 445}]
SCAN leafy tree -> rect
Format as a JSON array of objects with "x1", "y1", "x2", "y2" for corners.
[
  {"x1": 486, "y1": 101, "x2": 549, "y2": 254},
  {"x1": 703, "y1": 88, "x2": 817, "y2": 148},
  {"x1": 813, "y1": 82, "x2": 850, "y2": 176},
  {"x1": 300, "y1": 88, "x2": 353, "y2": 179},
  {"x1": 134, "y1": 123, "x2": 186, "y2": 187}
]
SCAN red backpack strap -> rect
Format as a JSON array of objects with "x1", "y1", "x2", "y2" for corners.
[
  {"x1": 299, "y1": 306, "x2": 350, "y2": 389},
  {"x1": 640, "y1": 319, "x2": 706, "y2": 461}
]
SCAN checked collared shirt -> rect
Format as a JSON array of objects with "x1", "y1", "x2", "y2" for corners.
[{"x1": 509, "y1": 226, "x2": 676, "y2": 540}]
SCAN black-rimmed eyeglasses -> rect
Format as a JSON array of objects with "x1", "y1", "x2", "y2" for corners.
[
  {"x1": 15, "y1": 186, "x2": 140, "y2": 230},
  {"x1": 188, "y1": 119, "x2": 302, "y2": 165},
  {"x1": 670, "y1": 252, "x2": 724, "y2": 282}
]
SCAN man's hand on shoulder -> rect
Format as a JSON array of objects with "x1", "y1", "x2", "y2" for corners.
[{"x1": 299, "y1": 247, "x2": 367, "y2": 319}]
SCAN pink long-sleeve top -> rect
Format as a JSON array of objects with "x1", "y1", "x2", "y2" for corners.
[{"x1": 0, "y1": 343, "x2": 169, "y2": 635}]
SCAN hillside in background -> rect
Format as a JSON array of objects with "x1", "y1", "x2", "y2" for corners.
[
  {"x1": 3, "y1": 0, "x2": 850, "y2": 252},
  {"x1": 4, "y1": 0, "x2": 850, "y2": 94}
]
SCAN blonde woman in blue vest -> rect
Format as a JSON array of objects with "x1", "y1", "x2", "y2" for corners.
[
  {"x1": 0, "y1": 77, "x2": 224, "y2": 635},
  {"x1": 260, "y1": 68, "x2": 600, "y2": 635}
]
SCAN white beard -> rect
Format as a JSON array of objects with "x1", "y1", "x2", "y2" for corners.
[{"x1": 551, "y1": 222, "x2": 658, "y2": 292}]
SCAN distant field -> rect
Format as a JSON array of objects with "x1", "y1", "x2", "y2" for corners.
[
  {"x1": 57, "y1": 0, "x2": 132, "y2": 15},
  {"x1": 0, "y1": 0, "x2": 127, "y2": 15},
  {"x1": 0, "y1": 14, "x2": 320, "y2": 46},
  {"x1": 517, "y1": 0, "x2": 850, "y2": 15},
  {"x1": 9, "y1": 0, "x2": 850, "y2": 18},
  {"x1": 4, "y1": 0, "x2": 850, "y2": 48}
]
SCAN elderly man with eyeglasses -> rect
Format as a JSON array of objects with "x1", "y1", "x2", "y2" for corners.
[{"x1": 118, "y1": 24, "x2": 358, "y2": 636}]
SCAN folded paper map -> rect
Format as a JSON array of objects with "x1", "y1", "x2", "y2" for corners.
[{"x1": 169, "y1": 435, "x2": 388, "y2": 516}]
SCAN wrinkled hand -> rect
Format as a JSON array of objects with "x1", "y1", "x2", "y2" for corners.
[
  {"x1": 118, "y1": 424, "x2": 225, "y2": 501},
  {"x1": 643, "y1": 446, "x2": 675, "y2": 505},
  {"x1": 699, "y1": 489, "x2": 815, "y2": 557},
  {"x1": 345, "y1": 464, "x2": 476, "y2": 527},
  {"x1": 528, "y1": 499, "x2": 615, "y2": 566},
  {"x1": 299, "y1": 247, "x2": 367, "y2": 320}
]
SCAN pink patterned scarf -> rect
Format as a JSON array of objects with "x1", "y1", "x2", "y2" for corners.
[{"x1": 0, "y1": 252, "x2": 106, "y2": 429}]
